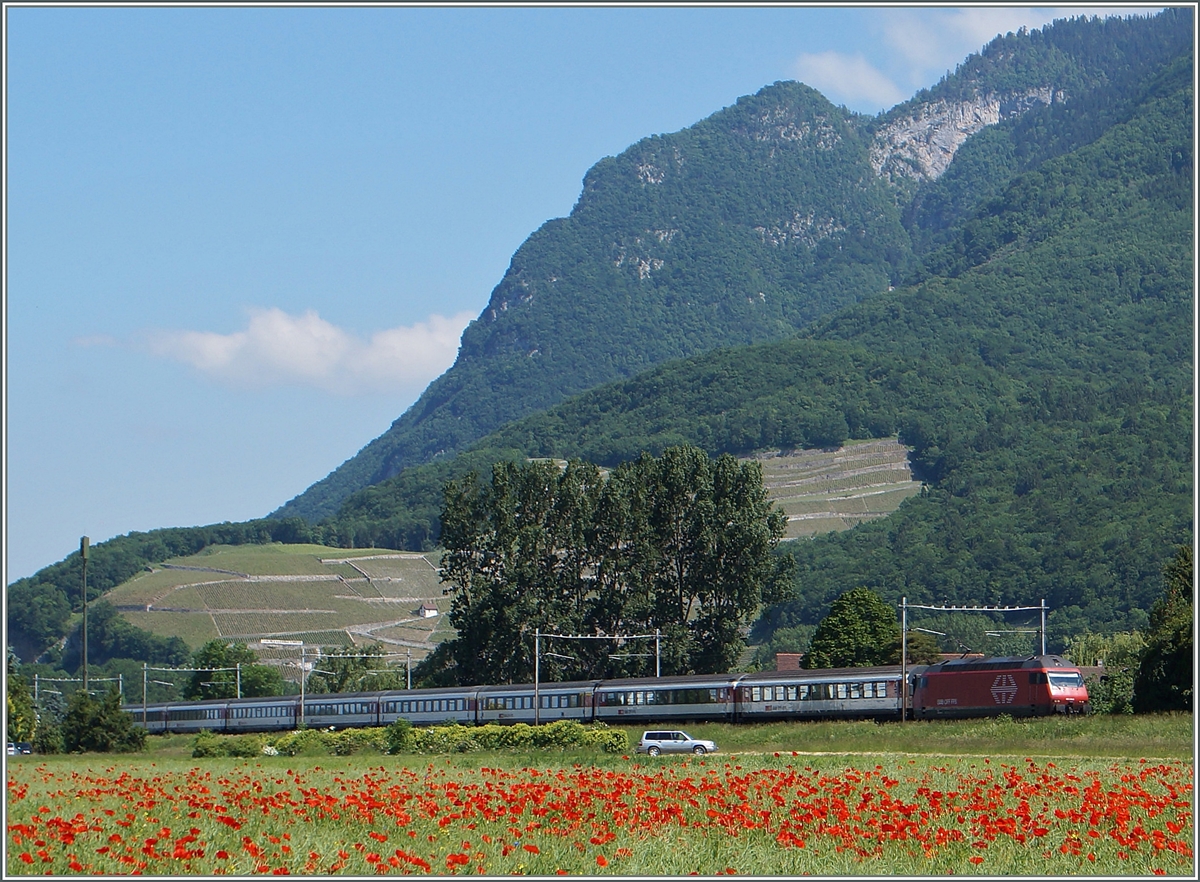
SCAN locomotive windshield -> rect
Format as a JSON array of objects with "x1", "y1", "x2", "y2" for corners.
[{"x1": 1048, "y1": 672, "x2": 1085, "y2": 689}]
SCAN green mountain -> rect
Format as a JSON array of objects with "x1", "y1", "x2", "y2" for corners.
[
  {"x1": 273, "y1": 11, "x2": 1191, "y2": 524},
  {"x1": 9, "y1": 10, "x2": 1192, "y2": 662},
  {"x1": 321, "y1": 11, "x2": 1193, "y2": 641}
]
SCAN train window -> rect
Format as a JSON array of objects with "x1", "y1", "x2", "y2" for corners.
[
  {"x1": 850, "y1": 683, "x2": 862, "y2": 699},
  {"x1": 1048, "y1": 672, "x2": 1083, "y2": 688},
  {"x1": 786, "y1": 686, "x2": 797, "y2": 701},
  {"x1": 750, "y1": 687, "x2": 761, "y2": 702}
]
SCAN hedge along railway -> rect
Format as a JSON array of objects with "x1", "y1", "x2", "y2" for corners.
[{"x1": 98, "y1": 440, "x2": 920, "y2": 660}]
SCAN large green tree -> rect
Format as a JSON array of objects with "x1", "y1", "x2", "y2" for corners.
[
  {"x1": 1133, "y1": 545, "x2": 1193, "y2": 713},
  {"x1": 6, "y1": 649, "x2": 37, "y2": 743},
  {"x1": 803, "y1": 587, "x2": 900, "y2": 669},
  {"x1": 183, "y1": 641, "x2": 283, "y2": 700},
  {"x1": 439, "y1": 447, "x2": 787, "y2": 683},
  {"x1": 305, "y1": 644, "x2": 406, "y2": 694}
]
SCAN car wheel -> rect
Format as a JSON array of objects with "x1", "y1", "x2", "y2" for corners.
[
  {"x1": 648, "y1": 746, "x2": 660, "y2": 757},
  {"x1": 693, "y1": 745, "x2": 707, "y2": 755}
]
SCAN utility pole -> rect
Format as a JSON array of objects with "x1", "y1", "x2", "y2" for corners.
[
  {"x1": 900, "y1": 597, "x2": 907, "y2": 723},
  {"x1": 80, "y1": 537, "x2": 89, "y2": 692},
  {"x1": 299, "y1": 646, "x2": 306, "y2": 729}
]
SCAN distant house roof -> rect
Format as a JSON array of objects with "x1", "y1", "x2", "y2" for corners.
[{"x1": 776, "y1": 652, "x2": 804, "y2": 671}]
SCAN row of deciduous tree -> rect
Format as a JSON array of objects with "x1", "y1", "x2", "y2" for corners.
[{"x1": 432, "y1": 446, "x2": 792, "y2": 685}]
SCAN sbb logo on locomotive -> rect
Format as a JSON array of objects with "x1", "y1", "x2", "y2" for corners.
[{"x1": 990, "y1": 674, "x2": 1019, "y2": 704}]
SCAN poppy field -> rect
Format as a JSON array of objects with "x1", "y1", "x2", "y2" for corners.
[{"x1": 5, "y1": 750, "x2": 1194, "y2": 876}]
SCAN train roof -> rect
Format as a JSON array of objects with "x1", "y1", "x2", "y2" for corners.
[
  {"x1": 737, "y1": 665, "x2": 910, "y2": 683},
  {"x1": 594, "y1": 673, "x2": 739, "y2": 689},
  {"x1": 475, "y1": 679, "x2": 602, "y2": 694},
  {"x1": 922, "y1": 654, "x2": 1078, "y2": 672}
]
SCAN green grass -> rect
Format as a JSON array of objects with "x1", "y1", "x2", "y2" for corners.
[{"x1": 628, "y1": 712, "x2": 1194, "y2": 760}]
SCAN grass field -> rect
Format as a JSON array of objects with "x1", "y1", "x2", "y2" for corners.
[{"x1": 5, "y1": 715, "x2": 1192, "y2": 876}]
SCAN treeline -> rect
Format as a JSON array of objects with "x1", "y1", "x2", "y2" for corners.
[{"x1": 423, "y1": 447, "x2": 790, "y2": 686}]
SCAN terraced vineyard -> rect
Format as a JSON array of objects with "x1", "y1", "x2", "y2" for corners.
[
  {"x1": 752, "y1": 437, "x2": 921, "y2": 539},
  {"x1": 106, "y1": 545, "x2": 451, "y2": 672},
  {"x1": 104, "y1": 442, "x2": 919, "y2": 667}
]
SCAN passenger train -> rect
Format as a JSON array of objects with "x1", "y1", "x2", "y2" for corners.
[{"x1": 126, "y1": 655, "x2": 1090, "y2": 735}]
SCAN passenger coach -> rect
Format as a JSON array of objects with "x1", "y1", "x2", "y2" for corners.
[
  {"x1": 592, "y1": 673, "x2": 738, "y2": 724},
  {"x1": 735, "y1": 666, "x2": 914, "y2": 722}
]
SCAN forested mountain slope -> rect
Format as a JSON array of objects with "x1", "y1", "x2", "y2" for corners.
[
  {"x1": 325, "y1": 31, "x2": 1193, "y2": 640},
  {"x1": 274, "y1": 10, "x2": 1191, "y2": 523}
]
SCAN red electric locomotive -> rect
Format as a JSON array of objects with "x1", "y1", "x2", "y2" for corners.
[{"x1": 911, "y1": 654, "x2": 1090, "y2": 719}]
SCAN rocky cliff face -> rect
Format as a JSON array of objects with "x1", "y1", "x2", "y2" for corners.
[{"x1": 871, "y1": 87, "x2": 1064, "y2": 184}]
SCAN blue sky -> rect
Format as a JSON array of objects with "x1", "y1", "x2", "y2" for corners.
[{"x1": 4, "y1": 4, "x2": 1163, "y2": 584}]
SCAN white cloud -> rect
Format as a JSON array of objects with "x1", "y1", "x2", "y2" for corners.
[
  {"x1": 878, "y1": 6, "x2": 1166, "y2": 91},
  {"x1": 140, "y1": 307, "x2": 475, "y2": 395},
  {"x1": 792, "y1": 50, "x2": 907, "y2": 111}
]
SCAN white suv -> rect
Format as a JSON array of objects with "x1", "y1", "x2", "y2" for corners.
[{"x1": 636, "y1": 730, "x2": 717, "y2": 756}]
